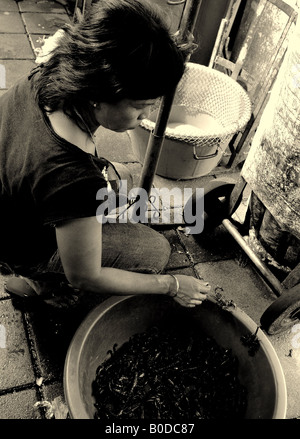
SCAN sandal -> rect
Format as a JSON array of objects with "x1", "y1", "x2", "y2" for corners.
[
  {"x1": 5, "y1": 277, "x2": 41, "y2": 299},
  {"x1": 5, "y1": 276, "x2": 84, "y2": 310}
]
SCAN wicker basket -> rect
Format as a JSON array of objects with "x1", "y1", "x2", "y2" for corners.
[{"x1": 129, "y1": 62, "x2": 252, "y2": 179}]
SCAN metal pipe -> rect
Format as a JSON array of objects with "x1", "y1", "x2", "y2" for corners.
[
  {"x1": 222, "y1": 219, "x2": 285, "y2": 297},
  {"x1": 138, "y1": 0, "x2": 203, "y2": 194},
  {"x1": 137, "y1": 90, "x2": 178, "y2": 193},
  {"x1": 179, "y1": 0, "x2": 203, "y2": 39}
]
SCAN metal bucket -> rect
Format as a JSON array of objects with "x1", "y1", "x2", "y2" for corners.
[
  {"x1": 129, "y1": 63, "x2": 252, "y2": 180},
  {"x1": 64, "y1": 295, "x2": 287, "y2": 419}
]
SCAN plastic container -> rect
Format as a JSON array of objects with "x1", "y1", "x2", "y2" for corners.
[
  {"x1": 64, "y1": 295, "x2": 287, "y2": 419},
  {"x1": 128, "y1": 62, "x2": 251, "y2": 179}
]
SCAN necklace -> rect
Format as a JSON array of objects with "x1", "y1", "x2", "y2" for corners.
[{"x1": 72, "y1": 107, "x2": 110, "y2": 183}]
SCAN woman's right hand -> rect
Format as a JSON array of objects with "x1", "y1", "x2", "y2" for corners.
[{"x1": 168, "y1": 274, "x2": 211, "y2": 308}]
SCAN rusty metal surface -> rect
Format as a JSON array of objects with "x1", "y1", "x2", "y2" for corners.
[
  {"x1": 242, "y1": 14, "x2": 300, "y2": 240},
  {"x1": 228, "y1": 0, "x2": 298, "y2": 167}
]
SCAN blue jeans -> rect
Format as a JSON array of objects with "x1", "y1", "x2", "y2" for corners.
[{"x1": 17, "y1": 222, "x2": 171, "y2": 297}]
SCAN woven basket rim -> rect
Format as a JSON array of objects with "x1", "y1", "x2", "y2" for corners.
[{"x1": 139, "y1": 62, "x2": 252, "y2": 142}]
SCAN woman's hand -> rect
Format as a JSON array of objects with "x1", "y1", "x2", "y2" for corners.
[{"x1": 168, "y1": 274, "x2": 211, "y2": 308}]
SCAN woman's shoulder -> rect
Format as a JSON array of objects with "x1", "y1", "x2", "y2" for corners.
[{"x1": 0, "y1": 73, "x2": 32, "y2": 108}]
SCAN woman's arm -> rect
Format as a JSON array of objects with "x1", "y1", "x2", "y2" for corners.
[{"x1": 55, "y1": 216, "x2": 210, "y2": 307}]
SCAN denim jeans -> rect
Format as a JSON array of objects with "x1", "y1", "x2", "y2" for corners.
[{"x1": 18, "y1": 222, "x2": 171, "y2": 297}]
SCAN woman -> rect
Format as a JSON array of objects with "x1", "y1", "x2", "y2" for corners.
[{"x1": 0, "y1": 0, "x2": 210, "y2": 307}]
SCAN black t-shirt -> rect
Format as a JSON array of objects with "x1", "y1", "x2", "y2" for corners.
[{"x1": 0, "y1": 71, "x2": 108, "y2": 271}]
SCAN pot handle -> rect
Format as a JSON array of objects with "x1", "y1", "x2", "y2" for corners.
[{"x1": 193, "y1": 146, "x2": 218, "y2": 161}]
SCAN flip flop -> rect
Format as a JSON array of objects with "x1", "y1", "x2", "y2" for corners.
[
  {"x1": 4, "y1": 277, "x2": 40, "y2": 299},
  {"x1": 5, "y1": 276, "x2": 85, "y2": 310}
]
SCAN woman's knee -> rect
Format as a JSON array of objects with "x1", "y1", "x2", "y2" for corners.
[
  {"x1": 143, "y1": 227, "x2": 171, "y2": 273},
  {"x1": 102, "y1": 223, "x2": 171, "y2": 273}
]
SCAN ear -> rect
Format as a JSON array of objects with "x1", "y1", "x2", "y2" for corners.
[{"x1": 89, "y1": 101, "x2": 99, "y2": 108}]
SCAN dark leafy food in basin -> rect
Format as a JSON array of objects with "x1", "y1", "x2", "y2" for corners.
[{"x1": 92, "y1": 326, "x2": 247, "y2": 419}]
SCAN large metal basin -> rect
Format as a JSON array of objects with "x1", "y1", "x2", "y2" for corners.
[{"x1": 64, "y1": 295, "x2": 287, "y2": 419}]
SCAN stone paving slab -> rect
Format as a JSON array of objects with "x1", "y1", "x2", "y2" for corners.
[
  {"x1": 23, "y1": 305, "x2": 73, "y2": 381},
  {"x1": 0, "y1": 59, "x2": 35, "y2": 88},
  {"x1": 18, "y1": 0, "x2": 67, "y2": 13},
  {"x1": 23, "y1": 293, "x2": 108, "y2": 381},
  {"x1": 266, "y1": 329, "x2": 300, "y2": 420},
  {"x1": 0, "y1": 388, "x2": 42, "y2": 419},
  {"x1": 0, "y1": 11, "x2": 25, "y2": 33},
  {"x1": 95, "y1": 128, "x2": 138, "y2": 164},
  {"x1": 153, "y1": 171, "x2": 238, "y2": 191},
  {"x1": 0, "y1": 0, "x2": 19, "y2": 12},
  {"x1": 123, "y1": 162, "x2": 143, "y2": 185},
  {"x1": 0, "y1": 300, "x2": 35, "y2": 390},
  {"x1": 178, "y1": 224, "x2": 241, "y2": 263},
  {"x1": 152, "y1": 0, "x2": 183, "y2": 34},
  {"x1": 22, "y1": 12, "x2": 69, "y2": 34},
  {"x1": 194, "y1": 258, "x2": 276, "y2": 324},
  {"x1": 0, "y1": 33, "x2": 34, "y2": 59}
]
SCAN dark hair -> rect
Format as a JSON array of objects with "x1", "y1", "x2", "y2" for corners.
[{"x1": 34, "y1": 0, "x2": 186, "y2": 115}]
